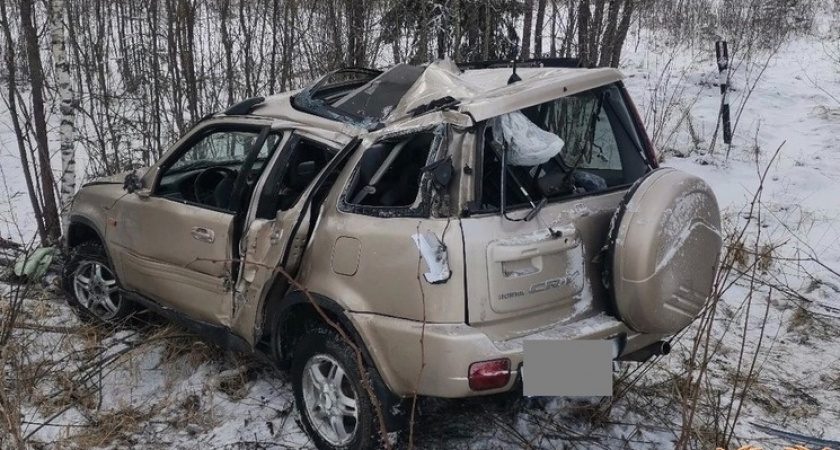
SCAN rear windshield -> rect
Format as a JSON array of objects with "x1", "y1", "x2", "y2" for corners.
[{"x1": 476, "y1": 83, "x2": 650, "y2": 211}]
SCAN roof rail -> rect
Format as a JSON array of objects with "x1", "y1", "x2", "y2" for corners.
[
  {"x1": 456, "y1": 57, "x2": 583, "y2": 71},
  {"x1": 224, "y1": 96, "x2": 266, "y2": 115}
]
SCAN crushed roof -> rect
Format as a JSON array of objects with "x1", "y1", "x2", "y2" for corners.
[{"x1": 246, "y1": 60, "x2": 624, "y2": 129}]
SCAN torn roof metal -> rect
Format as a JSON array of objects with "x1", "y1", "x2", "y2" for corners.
[
  {"x1": 456, "y1": 66, "x2": 624, "y2": 121},
  {"x1": 386, "y1": 60, "x2": 623, "y2": 122},
  {"x1": 242, "y1": 60, "x2": 624, "y2": 132}
]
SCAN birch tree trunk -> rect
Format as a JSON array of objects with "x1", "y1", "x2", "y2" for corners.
[{"x1": 51, "y1": 0, "x2": 77, "y2": 227}]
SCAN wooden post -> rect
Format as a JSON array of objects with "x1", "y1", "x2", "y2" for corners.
[{"x1": 715, "y1": 40, "x2": 732, "y2": 145}]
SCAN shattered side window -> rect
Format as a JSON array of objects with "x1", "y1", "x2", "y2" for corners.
[
  {"x1": 478, "y1": 84, "x2": 648, "y2": 210},
  {"x1": 341, "y1": 131, "x2": 438, "y2": 216}
]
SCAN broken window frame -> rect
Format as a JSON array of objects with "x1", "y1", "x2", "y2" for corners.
[
  {"x1": 153, "y1": 123, "x2": 281, "y2": 214},
  {"x1": 338, "y1": 125, "x2": 450, "y2": 219},
  {"x1": 253, "y1": 133, "x2": 339, "y2": 220},
  {"x1": 469, "y1": 83, "x2": 653, "y2": 216}
]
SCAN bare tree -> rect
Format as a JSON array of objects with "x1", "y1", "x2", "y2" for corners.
[
  {"x1": 52, "y1": 0, "x2": 78, "y2": 225},
  {"x1": 534, "y1": 0, "x2": 547, "y2": 56},
  {"x1": 0, "y1": 0, "x2": 49, "y2": 243},
  {"x1": 521, "y1": 0, "x2": 534, "y2": 58},
  {"x1": 0, "y1": 0, "x2": 651, "y2": 246},
  {"x1": 21, "y1": 0, "x2": 61, "y2": 243}
]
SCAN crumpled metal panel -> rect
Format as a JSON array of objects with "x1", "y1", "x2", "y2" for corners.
[
  {"x1": 460, "y1": 67, "x2": 624, "y2": 121},
  {"x1": 385, "y1": 59, "x2": 479, "y2": 123}
]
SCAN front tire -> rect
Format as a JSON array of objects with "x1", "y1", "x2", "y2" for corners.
[
  {"x1": 62, "y1": 241, "x2": 134, "y2": 323},
  {"x1": 291, "y1": 326, "x2": 385, "y2": 450}
]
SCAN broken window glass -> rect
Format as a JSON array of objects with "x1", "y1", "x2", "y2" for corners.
[
  {"x1": 344, "y1": 131, "x2": 436, "y2": 212},
  {"x1": 478, "y1": 84, "x2": 648, "y2": 211}
]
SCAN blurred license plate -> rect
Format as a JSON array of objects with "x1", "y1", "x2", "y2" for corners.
[{"x1": 521, "y1": 339, "x2": 615, "y2": 397}]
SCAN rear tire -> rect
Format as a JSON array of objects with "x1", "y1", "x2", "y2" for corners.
[
  {"x1": 62, "y1": 241, "x2": 134, "y2": 324},
  {"x1": 291, "y1": 325, "x2": 387, "y2": 450}
]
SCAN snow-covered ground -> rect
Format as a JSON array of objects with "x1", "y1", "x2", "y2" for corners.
[
  {"x1": 3, "y1": 21, "x2": 840, "y2": 450},
  {"x1": 622, "y1": 32, "x2": 840, "y2": 447}
]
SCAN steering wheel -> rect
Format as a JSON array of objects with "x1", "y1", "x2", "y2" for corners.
[{"x1": 194, "y1": 166, "x2": 238, "y2": 207}]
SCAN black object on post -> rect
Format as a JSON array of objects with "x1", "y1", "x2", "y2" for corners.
[
  {"x1": 507, "y1": 23, "x2": 522, "y2": 85},
  {"x1": 715, "y1": 41, "x2": 732, "y2": 145}
]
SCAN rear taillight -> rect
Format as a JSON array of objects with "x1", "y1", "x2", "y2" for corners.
[{"x1": 468, "y1": 359, "x2": 511, "y2": 391}]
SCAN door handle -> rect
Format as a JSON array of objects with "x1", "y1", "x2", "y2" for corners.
[
  {"x1": 270, "y1": 226, "x2": 281, "y2": 245},
  {"x1": 191, "y1": 226, "x2": 215, "y2": 243},
  {"x1": 492, "y1": 228, "x2": 579, "y2": 263}
]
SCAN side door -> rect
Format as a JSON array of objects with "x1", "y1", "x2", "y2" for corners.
[
  {"x1": 284, "y1": 126, "x2": 466, "y2": 324},
  {"x1": 109, "y1": 118, "x2": 282, "y2": 326},
  {"x1": 231, "y1": 131, "x2": 345, "y2": 335}
]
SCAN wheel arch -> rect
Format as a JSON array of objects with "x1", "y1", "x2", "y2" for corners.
[
  {"x1": 67, "y1": 214, "x2": 106, "y2": 249},
  {"x1": 65, "y1": 214, "x2": 123, "y2": 288},
  {"x1": 270, "y1": 290, "x2": 410, "y2": 431},
  {"x1": 270, "y1": 290, "x2": 369, "y2": 366}
]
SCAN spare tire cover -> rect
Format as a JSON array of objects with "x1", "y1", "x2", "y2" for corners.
[{"x1": 605, "y1": 168, "x2": 722, "y2": 335}]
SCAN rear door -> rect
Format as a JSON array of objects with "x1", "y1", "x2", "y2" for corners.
[
  {"x1": 230, "y1": 131, "x2": 348, "y2": 334},
  {"x1": 460, "y1": 83, "x2": 652, "y2": 333}
]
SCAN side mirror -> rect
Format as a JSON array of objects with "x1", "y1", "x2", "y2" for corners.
[{"x1": 123, "y1": 170, "x2": 144, "y2": 194}]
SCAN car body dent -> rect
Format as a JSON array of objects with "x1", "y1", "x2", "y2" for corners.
[
  {"x1": 232, "y1": 133, "x2": 359, "y2": 343},
  {"x1": 458, "y1": 67, "x2": 624, "y2": 121},
  {"x1": 67, "y1": 185, "x2": 128, "y2": 263},
  {"x1": 378, "y1": 61, "x2": 624, "y2": 125},
  {"x1": 64, "y1": 61, "x2": 721, "y2": 404},
  {"x1": 294, "y1": 134, "x2": 467, "y2": 324}
]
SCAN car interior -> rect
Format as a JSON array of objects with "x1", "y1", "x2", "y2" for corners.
[
  {"x1": 477, "y1": 86, "x2": 649, "y2": 212},
  {"x1": 345, "y1": 132, "x2": 435, "y2": 208},
  {"x1": 254, "y1": 138, "x2": 335, "y2": 219},
  {"x1": 156, "y1": 132, "x2": 282, "y2": 211}
]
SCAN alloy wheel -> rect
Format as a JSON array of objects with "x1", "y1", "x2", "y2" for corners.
[
  {"x1": 301, "y1": 354, "x2": 359, "y2": 446},
  {"x1": 73, "y1": 261, "x2": 122, "y2": 321}
]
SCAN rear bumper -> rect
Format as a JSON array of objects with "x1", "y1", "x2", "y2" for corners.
[{"x1": 347, "y1": 311, "x2": 666, "y2": 398}]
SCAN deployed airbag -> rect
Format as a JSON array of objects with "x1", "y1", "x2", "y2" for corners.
[{"x1": 492, "y1": 112, "x2": 565, "y2": 166}]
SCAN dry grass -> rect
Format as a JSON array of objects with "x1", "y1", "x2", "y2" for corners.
[
  {"x1": 726, "y1": 238, "x2": 750, "y2": 270},
  {"x1": 788, "y1": 305, "x2": 814, "y2": 332},
  {"x1": 0, "y1": 274, "x2": 239, "y2": 449},
  {"x1": 757, "y1": 243, "x2": 775, "y2": 273},
  {"x1": 64, "y1": 405, "x2": 155, "y2": 448}
]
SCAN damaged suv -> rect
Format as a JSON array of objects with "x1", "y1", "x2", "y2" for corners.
[{"x1": 62, "y1": 59, "x2": 722, "y2": 450}]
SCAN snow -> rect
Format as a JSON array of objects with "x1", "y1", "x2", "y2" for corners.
[
  {"x1": 4, "y1": 295, "x2": 306, "y2": 448},
  {"x1": 4, "y1": 16, "x2": 840, "y2": 450},
  {"x1": 0, "y1": 127, "x2": 38, "y2": 242},
  {"x1": 618, "y1": 28, "x2": 840, "y2": 447}
]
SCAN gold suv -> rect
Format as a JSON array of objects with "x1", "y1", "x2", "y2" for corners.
[{"x1": 62, "y1": 60, "x2": 723, "y2": 450}]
